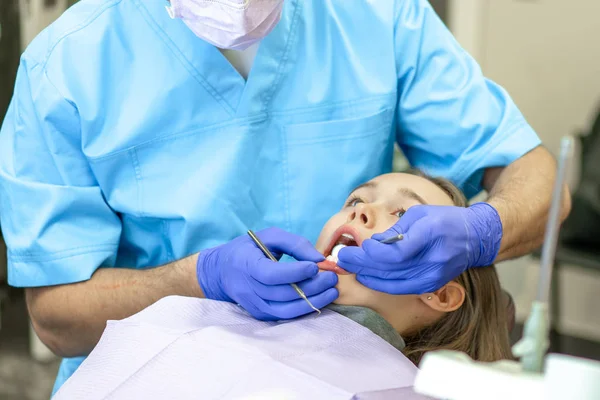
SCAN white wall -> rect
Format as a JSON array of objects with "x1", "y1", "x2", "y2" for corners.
[
  {"x1": 480, "y1": 0, "x2": 600, "y2": 155},
  {"x1": 449, "y1": 0, "x2": 487, "y2": 61},
  {"x1": 18, "y1": 0, "x2": 69, "y2": 51},
  {"x1": 450, "y1": 0, "x2": 600, "y2": 342},
  {"x1": 451, "y1": 0, "x2": 600, "y2": 154}
]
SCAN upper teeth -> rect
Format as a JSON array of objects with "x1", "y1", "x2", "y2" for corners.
[
  {"x1": 341, "y1": 233, "x2": 354, "y2": 240},
  {"x1": 331, "y1": 244, "x2": 346, "y2": 262}
]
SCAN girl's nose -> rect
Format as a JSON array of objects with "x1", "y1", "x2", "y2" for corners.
[{"x1": 347, "y1": 203, "x2": 376, "y2": 229}]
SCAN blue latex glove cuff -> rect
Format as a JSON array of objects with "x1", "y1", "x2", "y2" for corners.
[
  {"x1": 468, "y1": 202, "x2": 503, "y2": 267},
  {"x1": 196, "y1": 248, "x2": 231, "y2": 303},
  {"x1": 193, "y1": 228, "x2": 338, "y2": 320},
  {"x1": 337, "y1": 201, "x2": 505, "y2": 295}
]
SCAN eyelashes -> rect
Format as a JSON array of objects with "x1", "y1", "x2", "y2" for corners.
[
  {"x1": 345, "y1": 195, "x2": 364, "y2": 207},
  {"x1": 394, "y1": 208, "x2": 406, "y2": 218},
  {"x1": 345, "y1": 195, "x2": 406, "y2": 218}
]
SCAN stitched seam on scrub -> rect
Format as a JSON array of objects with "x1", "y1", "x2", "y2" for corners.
[
  {"x1": 87, "y1": 115, "x2": 267, "y2": 162},
  {"x1": 286, "y1": 124, "x2": 389, "y2": 146},
  {"x1": 132, "y1": 0, "x2": 236, "y2": 116},
  {"x1": 130, "y1": 148, "x2": 145, "y2": 218},
  {"x1": 162, "y1": 220, "x2": 174, "y2": 262},
  {"x1": 87, "y1": 94, "x2": 394, "y2": 162},
  {"x1": 451, "y1": 119, "x2": 531, "y2": 188},
  {"x1": 40, "y1": 0, "x2": 123, "y2": 70},
  {"x1": 260, "y1": 0, "x2": 301, "y2": 110},
  {"x1": 268, "y1": 93, "x2": 395, "y2": 117},
  {"x1": 281, "y1": 124, "x2": 292, "y2": 233},
  {"x1": 9, "y1": 243, "x2": 118, "y2": 262}
]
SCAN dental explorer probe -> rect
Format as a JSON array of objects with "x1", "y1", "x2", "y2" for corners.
[
  {"x1": 247, "y1": 230, "x2": 322, "y2": 315},
  {"x1": 379, "y1": 234, "x2": 404, "y2": 244},
  {"x1": 513, "y1": 136, "x2": 574, "y2": 373}
]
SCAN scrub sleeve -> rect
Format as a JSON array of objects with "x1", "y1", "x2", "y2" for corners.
[
  {"x1": 393, "y1": 0, "x2": 541, "y2": 199},
  {"x1": 0, "y1": 57, "x2": 121, "y2": 287}
]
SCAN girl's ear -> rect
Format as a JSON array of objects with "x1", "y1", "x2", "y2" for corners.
[{"x1": 419, "y1": 281, "x2": 465, "y2": 312}]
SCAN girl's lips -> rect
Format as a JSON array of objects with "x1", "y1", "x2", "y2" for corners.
[{"x1": 317, "y1": 259, "x2": 350, "y2": 275}]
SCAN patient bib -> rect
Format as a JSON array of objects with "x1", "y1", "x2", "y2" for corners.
[{"x1": 53, "y1": 297, "x2": 427, "y2": 399}]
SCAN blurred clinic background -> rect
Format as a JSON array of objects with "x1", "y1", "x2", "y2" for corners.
[{"x1": 1, "y1": 1, "x2": 600, "y2": 399}]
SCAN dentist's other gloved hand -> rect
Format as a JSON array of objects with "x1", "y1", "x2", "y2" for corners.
[
  {"x1": 337, "y1": 203, "x2": 503, "y2": 294},
  {"x1": 197, "y1": 227, "x2": 338, "y2": 321}
]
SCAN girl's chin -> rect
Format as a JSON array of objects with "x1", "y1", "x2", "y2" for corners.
[{"x1": 332, "y1": 274, "x2": 374, "y2": 307}]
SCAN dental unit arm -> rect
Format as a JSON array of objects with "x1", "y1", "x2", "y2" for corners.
[{"x1": 413, "y1": 136, "x2": 600, "y2": 400}]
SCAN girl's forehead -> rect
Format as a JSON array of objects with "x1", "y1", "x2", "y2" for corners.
[{"x1": 367, "y1": 173, "x2": 455, "y2": 206}]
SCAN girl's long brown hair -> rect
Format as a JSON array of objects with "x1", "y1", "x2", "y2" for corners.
[{"x1": 401, "y1": 170, "x2": 513, "y2": 365}]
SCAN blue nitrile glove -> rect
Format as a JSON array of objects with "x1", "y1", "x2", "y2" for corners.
[
  {"x1": 337, "y1": 203, "x2": 502, "y2": 294},
  {"x1": 197, "y1": 227, "x2": 339, "y2": 321}
]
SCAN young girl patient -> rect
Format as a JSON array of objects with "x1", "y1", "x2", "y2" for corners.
[
  {"x1": 316, "y1": 170, "x2": 512, "y2": 364},
  {"x1": 53, "y1": 171, "x2": 512, "y2": 400}
]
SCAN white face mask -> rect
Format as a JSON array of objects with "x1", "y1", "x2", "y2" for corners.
[{"x1": 166, "y1": 0, "x2": 285, "y2": 51}]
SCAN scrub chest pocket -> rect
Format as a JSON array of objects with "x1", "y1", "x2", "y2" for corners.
[
  {"x1": 89, "y1": 122, "x2": 269, "y2": 267},
  {"x1": 88, "y1": 109, "x2": 394, "y2": 267},
  {"x1": 283, "y1": 108, "x2": 395, "y2": 243}
]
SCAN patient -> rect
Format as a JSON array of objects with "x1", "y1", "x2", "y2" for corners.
[
  {"x1": 54, "y1": 171, "x2": 513, "y2": 399},
  {"x1": 315, "y1": 170, "x2": 512, "y2": 364}
]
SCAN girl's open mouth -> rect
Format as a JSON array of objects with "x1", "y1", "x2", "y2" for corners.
[{"x1": 318, "y1": 225, "x2": 363, "y2": 275}]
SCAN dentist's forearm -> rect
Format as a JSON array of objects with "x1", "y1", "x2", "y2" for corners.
[
  {"x1": 483, "y1": 146, "x2": 571, "y2": 262},
  {"x1": 25, "y1": 254, "x2": 202, "y2": 358}
]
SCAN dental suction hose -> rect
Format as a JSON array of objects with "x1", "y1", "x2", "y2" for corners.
[
  {"x1": 537, "y1": 136, "x2": 574, "y2": 304},
  {"x1": 513, "y1": 136, "x2": 574, "y2": 373}
]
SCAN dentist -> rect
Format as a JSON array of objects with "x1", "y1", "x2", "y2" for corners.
[{"x1": 0, "y1": 0, "x2": 568, "y2": 394}]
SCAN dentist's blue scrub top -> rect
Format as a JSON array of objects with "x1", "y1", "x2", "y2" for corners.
[{"x1": 0, "y1": 0, "x2": 541, "y2": 393}]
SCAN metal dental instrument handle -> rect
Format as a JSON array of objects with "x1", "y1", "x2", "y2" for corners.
[
  {"x1": 246, "y1": 230, "x2": 321, "y2": 315},
  {"x1": 537, "y1": 136, "x2": 574, "y2": 304},
  {"x1": 379, "y1": 234, "x2": 404, "y2": 244}
]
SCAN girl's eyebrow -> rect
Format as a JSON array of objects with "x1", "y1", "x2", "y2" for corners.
[
  {"x1": 397, "y1": 188, "x2": 428, "y2": 204},
  {"x1": 350, "y1": 181, "x2": 377, "y2": 194},
  {"x1": 349, "y1": 181, "x2": 428, "y2": 204}
]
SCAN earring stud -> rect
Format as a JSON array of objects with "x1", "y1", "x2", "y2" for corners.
[{"x1": 427, "y1": 296, "x2": 432, "y2": 300}]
